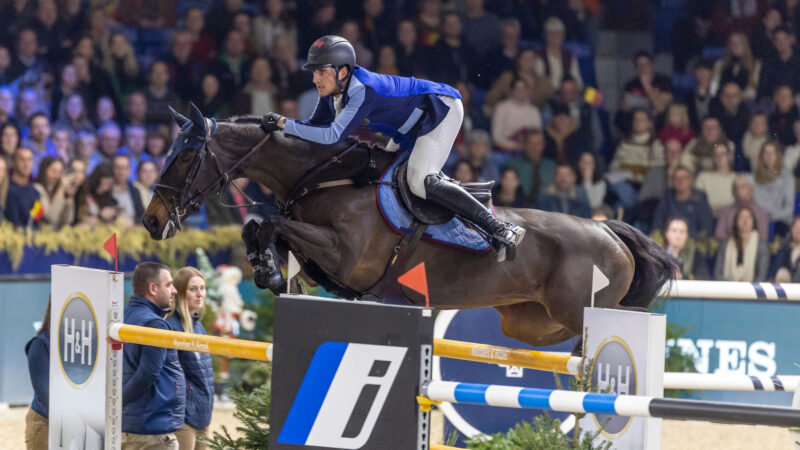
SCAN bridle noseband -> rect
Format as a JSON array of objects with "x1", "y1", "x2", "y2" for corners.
[{"x1": 154, "y1": 118, "x2": 271, "y2": 231}]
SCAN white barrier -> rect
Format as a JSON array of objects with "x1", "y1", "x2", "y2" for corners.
[{"x1": 660, "y1": 280, "x2": 800, "y2": 301}]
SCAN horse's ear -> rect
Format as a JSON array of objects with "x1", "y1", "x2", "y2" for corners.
[
  {"x1": 168, "y1": 106, "x2": 189, "y2": 128},
  {"x1": 189, "y1": 102, "x2": 206, "y2": 132}
]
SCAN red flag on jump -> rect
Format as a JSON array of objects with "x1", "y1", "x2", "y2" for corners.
[
  {"x1": 398, "y1": 262, "x2": 430, "y2": 308},
  {"x1": 104, "y1": 233, "x2": 118, "y2": 272}
]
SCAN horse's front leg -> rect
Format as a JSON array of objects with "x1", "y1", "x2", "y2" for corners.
[
  {"x1": 242, "y1": 218, "x2": 286, "y2": 294},
  {"x1": 266, "y1": 216, "x2": 346, "y2": 274}
]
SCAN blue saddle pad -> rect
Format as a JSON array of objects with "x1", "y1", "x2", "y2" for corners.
[{"x1": 376, "y1": 153, "x2": 492, "y2": 253}]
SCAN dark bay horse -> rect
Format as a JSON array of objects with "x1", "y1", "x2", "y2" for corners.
[{"x1": 143, "y1": 106, "x2": 674, "y2": 347}]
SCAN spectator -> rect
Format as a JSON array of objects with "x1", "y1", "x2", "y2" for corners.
[
  {"x1": 485, "y1": 49, "x2": 553, "y2": 114},
  {"x1": 715, "y1": 175, "x2": 770, "y2": 242},
  {"x1": 17, "y1": 88, "x2": 47, "y2": 128},
  {"x1": 76, "y1": 163, "x2": 118, "y2": 225},
  {"x1": 635, "y1": 138, "x2": 685, "y2": 229},
  {"x1": 24, "y1": 298, "x2": 51, "y2": 450},
  {"x1": 708, "y1": 82, "x2": 750, "y2": 145},
  {"x1": 50, "y1": 64, "x2": 82, "y2": 123},
  {"x1": 375, "y1": 45, "x2": 399, "y2": 75},
  {"x1": 97, "y1": 122, "x2": 122, "y2": 161},
  {"x1": 506, "y1": 129, "x2": 556, "y2": 203},
  {"x1": 663, "y1": 217, "x2": 710, "y2": 280},
  {"x1": 54, "y1": 93, "x2": 95, "y2": 135},
  {"x1": 166, "y1": 31, "x2": 203, "y2": 105},
  {"x1": 615, "y1": 51, "x2": 673, "y2": 136},
  {"x1": 69, "y1": 159, "x2": 88, "y2": 189},
  {"x1": 419, "y1": 12, "x2": 472, "y2": 86},
  {"x1": 270, "y1": 35, "x2": 313, "y2": 98},
  {"x1": 0, "y1": 45, "x2": 10, "y2": 86},
  {"x1": 339, "y1": 20, "x2": 373, "y2": 69},
  {"x1": 22, "y1": 113, "x2": 57, "y2": 173},
  {"x1": 609, "y1": 109, "x2": 664, "y2": 188},
  {"x1": 784, "y1": 119, "x2": 800, "y2": 174},
  {"x1": 5, "y1": 148, "x2": 40, "y2": 227},
  {"x1": 658, "y1": 103, "x2": 694, "y2": 147},
  {"x1": 492, "y1": 167, "x2": 527, "y2": 207},
  {"x1": 0, "y1": 87, "x2": 17, "y2": 129},
  {"x1": 229, "y1": 57, "x2": 277, "y2": 116},
  {"x1": 465, "y1": 130, "x2": 499, "y2": 182},
  {"x1": 116, "y1": 0, "x2": 177, "y2": 29},
  {"x1": 165, "y1": 267, "x2": 214, "y2": 448},
  {"x1": 415, "y1": 0, "x2": 442, "y2": 47},
  {"x1": 481, "y1": 18, "x2": 522, "y2": 85},
  {"x1": 298, "y1": 0, "x2": 338, "y2": 53},
  {"x1": 95, "y1": 96, "x2": 118, "y2": 127},
  {"x1": 461, "y1": 0, "x2": 500, "y2": 60},
  {"x1": 232, "y1": 11, "x2": 257, "y2": 57},
  {"x1": 102, "y1": 32, "x2": 142, "y2": 100},
  {"x1": 0, "y1": 157, "x2": 8, "y2": 219},
  {"x1": 680, "y1": 117, "x2": 735, "y2": 172},
  {"x1": 694, "y1": 141, "x2": 736, "y2": 215},
  {"x1": 757, "y1": 28, "x2": 800, "y2": 101},
  {"x1": 51, "y1": 127, "x2": 72, "y2": 163},
  {"x1": 124, "y1": 92, "x2": 148, "y2": 127},
  {"x1": 536, "y1": 163, "x2": 591, "y2": 218},
  {"x1": 714, "y1": 206, "x2": 769, "y2": 282},
  {"x1": 491, "y1": 77, "x2": 542, "y2": 151},
  {"x1": 33, "y1": 157, "x2": 77, "y2": 228},
  {"x1": 742, "y1": 112, "x2": 769, "y2": 169},
  {"x1": 120, "y1": 125, "x2": 147, "y2": 180},
  {"x1": 545, "y1": 102, "x2": 586, "y2": 167},
  {"x1": 184, "y1": 7, "x2": 217, "y2": 67},
  {"x1": 535, "y1": 17, "x2": 583, "y2": 90},
  {"x1": 452, "y1": 160, "x2": 477, "y2": 183},
  {"x1": 144, "y1": 129, "x2": 168, "y2": 170},
  {"x1": 211, "y1": 30, "x2": 251, "y2": 101},
  {"x1": 772, "y1": 216, "x2": 800, "y2": 281},
  {"x1": 111, "y1": 154, "x2": 145, "y2": 226},
  {"x1": 74, "y1": 131, "x2": 101, "y2": 173},
  {"x1": 549, "y1": 76, "x2": 603, "y2": 155},
  {"x1": 134, "y1": 160, "x2": 158, "y2": 206},
  {"x1": 144, "y1": 61, "x2": 181, "y2": 126},
  {"x1": 253, "y1": 0, "x2": 297, "y2": 57},
  {"x1": 769, "y1": 85, "x2": 800, "y2": 146},
  {"x1": 8, "y1": 28, "x2": 49, "y2": 89},
  {"x1": 710, "y1": 32, "x2": 761, "y2": 101},
  {"x1": 394, "y1": 19, "x2": 421, "y2": 77},
  {"x1": 122, "y1": 262, "x2": 183, "y2": 449},
  {"x1": 205, "y1": 0, "x2": 245, "y2": 42},
  {"x1": 577, "y1": 151, "x2": 607, "y2": 210},
  {"x1": 652, "y1": 165, "x2": 714, "y2": 237},
  {"x1": 71, "y1": 52, "x2": 115, "y2": 109},
  {"x1": 780, "y1": 0, "x2": 800, "y2": 34},
  {"x1": 359, "y1": 0, "x2": 395, "y2": 54},
  {"x1": 195, "y1": 73, "x2": 227, "y2": 118},
  {"x1": 0, "y1": 122, "x2": 20, "y2": 159},
  {"x1": 753, "y1": 141, "x2": 795, "y2": 236},
  {"x1": 751, "y1": 7, "x2": 782, "y2": 61}
]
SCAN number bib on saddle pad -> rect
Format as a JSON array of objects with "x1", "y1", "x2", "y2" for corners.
[{"x1": 376, "y1": 153, "x2": 492, "y2": 252}]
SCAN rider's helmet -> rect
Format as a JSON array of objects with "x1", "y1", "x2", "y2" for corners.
[{"x1": 302, "y1": 35, "x2": 356, "y2": 76}]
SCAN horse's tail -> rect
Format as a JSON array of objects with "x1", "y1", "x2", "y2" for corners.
[{"x1": 604, "y1": 219, "x2": 676, "y2": 308}]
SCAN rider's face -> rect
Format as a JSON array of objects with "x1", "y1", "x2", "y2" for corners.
[{"x1": 313, "y1": 67, "x2": 346, "y2": 97}]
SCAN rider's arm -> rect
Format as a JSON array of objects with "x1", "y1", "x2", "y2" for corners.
[{"x1": 283, "y1": 82, "x2": 373, "y2": 145}]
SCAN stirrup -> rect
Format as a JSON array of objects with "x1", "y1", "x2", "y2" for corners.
[{"x1": 491, "y1": 225, "x2": 526, "y2": 262}]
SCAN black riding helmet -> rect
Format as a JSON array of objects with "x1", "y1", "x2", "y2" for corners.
[{"x1": 302, "y1": 35, "x2": 356, "y2": 92}]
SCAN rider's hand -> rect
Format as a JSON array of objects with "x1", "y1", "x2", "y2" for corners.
[{"x1": 262, "y1": 113, "x2": 285, "y2": 132}]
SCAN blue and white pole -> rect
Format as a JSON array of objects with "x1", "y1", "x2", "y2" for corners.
[{"x1": 423, "y1": 381, "x2": 800, "y2": 428}]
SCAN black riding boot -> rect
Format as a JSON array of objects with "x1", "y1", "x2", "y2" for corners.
[
  {"x1": 242, "y1": 220, "x2": 286, "y2": 292},
  {"x1": 424, "y1": 174, "x2": 526, "y2": 261}
]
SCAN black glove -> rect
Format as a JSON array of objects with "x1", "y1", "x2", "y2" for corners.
[{"x1": 262, "y1": 112, "x2": 284, "y2": 132}]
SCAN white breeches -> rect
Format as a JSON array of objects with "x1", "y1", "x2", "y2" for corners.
[{"x1": 406, "y1": 95, "x2": 464, "y2": 199}]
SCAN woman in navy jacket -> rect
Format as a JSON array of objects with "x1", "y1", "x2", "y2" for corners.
[
  {"x1": 25, "y1": 298, "x2": 50, "y2": 450},
  {"x1": 165, "y1": 267, "x2": 214, "y2": 449}
]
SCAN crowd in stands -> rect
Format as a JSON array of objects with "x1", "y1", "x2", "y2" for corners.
[{"x1": 3, "y1": 0, "x2": 800, "y2": 283}]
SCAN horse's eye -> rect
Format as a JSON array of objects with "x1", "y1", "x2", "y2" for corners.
[{"x1": 181, "y1": 151, "x2": 194, "y2": 163}]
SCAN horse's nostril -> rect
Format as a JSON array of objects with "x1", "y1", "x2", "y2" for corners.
[{"x1": 143, "y1": 215, "x2": 159, "y2": 231}]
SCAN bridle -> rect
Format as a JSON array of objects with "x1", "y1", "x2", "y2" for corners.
[{"x1": 153, "y1": 118, "x2": 271, "y2": 231}]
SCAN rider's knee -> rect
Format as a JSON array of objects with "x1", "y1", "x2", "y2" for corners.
[{"x1": 407, "y1": 168, "x2": 435, "y2": 199}]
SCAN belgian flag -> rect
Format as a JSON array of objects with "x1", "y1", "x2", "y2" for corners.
[{"x1": 29, "y1": 200, "x2": 43, "y2": 222}]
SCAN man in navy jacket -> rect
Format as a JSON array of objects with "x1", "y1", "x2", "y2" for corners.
[{"x1": 121, "y1": 262, "x2": 184, "y2": 449}]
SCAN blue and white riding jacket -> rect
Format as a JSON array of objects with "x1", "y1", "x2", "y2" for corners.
[{"x1": 283, "y1": 65, "x2": 462, "y2": 149}]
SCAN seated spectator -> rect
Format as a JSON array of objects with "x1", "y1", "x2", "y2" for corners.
[
  {"x1": 340, "y1": 20, "x2": 373, "y2": 69},
  {"x1": 753, "y1": 141, "x2": 795, "y2": 236},
  {"x1": 757, "y1": 28, "x2": 800, "y2": 102},
  {"x1": 50, "y1": 64, "x2": 82, "y2": 122},
  {"x1": 492, "y1": 167, "x2": 528, "y2": 208},
  {"x1": 418, "y1": 12, "x2": 473, "y2": 87},
  {"x1": 658, "y1": 103, "x2": 694, "y2": 147},
  {"x1": 506, "y1": 129, "x2": 556, "y2": 204},
  {"x1": 124, "y1": 91, "x2": 148, "y2": 127},
  {"x1": 751, "y1": 7, "x2": 781, "y2": 61},
  {"x1": 663, "y1": 217, "x2": 710, "y2": 280},
  {"x1": 772, "y1": 217, "x2": 800, "y2": 282},
  {"x1": 544, "y1": 102, "x2": 586, "y2": 167},
  {"x1": 452, "y1": 160, "x2": 477, "y2": 183},
  {"x1": 577, "y1": 151, "x2": 607, "y2": 210},
  {"x1": 120, "y1": 125, "x2": 146, "y2": 181},
  {"x1": 8, "y1": 28, "x2": 49, "y2": 89},
  {"x1": 252, "y1": 0, "x2": 297, "y2": 58},
  {"x1": 465, "y1": 130, "x2": 499, "y2": 182},
  {"x1": 102, "y1": 32, "x2": 142, "y2": 100},
  {"x1": 97, "y1": 122, "x2": 122, "y2": 162},
  {"x1": 548, "y1": 76, "x2": 604, "y2": 155},
  {"x1": 461, "y1": 0, "x2": 501, "y2": 62},
  {"x1": 615, "y1": 50, "x2": 673, "y2": 136},
  {"x1": 5, "y1": 148, "x2": 40, "y2": 227},
  {"x1": 0, "y1": 122, "x2": 20, "y2": 159},
  {"x1": 680, "y1": 117, "x2": 735, "y2": 172},
  {"x1": 211, "y1": 29, "x2": 251, "y2": 102},
  {"x1": 710, "y1": 32, "x2": 761, "y2": 101},
  {"x1": 694, "y1": 142, "x2": 736, "y2": 216},
  {"x1": 195, "y1": 74, "x2": 226, "y2": 118},
  {"x1": 22, "y1": 113, "x2": 57, "y2": 173},
  {"x1": 715, "y1": 175, "x2": 770, "y2": 242},
  {"x1": 536, "y1": 163, "x2": 591, "y2": 218},
  {"x1": 708, "y1": 82, "x2": 750, "y2": 145},
  {"x1": 76, "y1": 163, "x2": 118, "y2": 225},
  {"x1": 769, "y1": 85, "x2": 800, "y2": 146},
  {"x1": 534, "y1": 17, "x2": 583, "y2": 90},
  {"x1": 742, "y1": 113, "x2": 769, "y2": 170},
  {"x1": 111, "y1": 154, "x2": 145, "y2": 227},
  {"x1": 53, "y1": 93, "x2": 95, "y2": 135},
  {"x1": 485, "y1": 49, "x2": 553, "y2": 114},
  {"x1": 375, "y1": 45, "x2": 399, "y2": 75},
  {"x1": 271, "y1": 35, "x2": 313, "y2": 99},
  {"x1": 638, "y1": 138, "x2": 684, "y2": 204},
  {"x1": 609, "y1": 109, "x2": 664, "y2": 188},
  {"x1": 33, "y1": 157, "x2": 77, "y2": 228},
  {"x1": 144, "y1": 61, "x2": 181, "y2": 126},
  {"x1": 491, "y1": 77, "x2": 542, "y2": 151},
  {"x1": 230, "y1": 57, "x2": 277, "y2": 117},
  {"x1": 784, "y1": 119, "x2": 800, "y2": 175},
  {"x1": 0, "y1": 87, "x2": 17, "y2": 130},
  {"x1": 71, "y1": 52, "x2": 115, "y2": 109},
  {"x1": 95, "y1": 97, "x2": 117, "y2": 128},
  {"x1": 394, "y1": 19, "x2": 421, "y2": 77},
  {"x1": 51, "y1": 127, "x2": 72, "y2": 163},
  {"x1": 481, "y1": 18, "x2": 522, "y2": 84},
  {"x1": 185, "y1": 7, "x2": 217, "y2": 67},
  {"x1": 652, "y1": 165, "x2": 714, "y2": 237},
  {"x1": 166, "y1": 31, "x2": 203, "y2": 105},
  {"x1": 74, "y1": 131, "x2": 101, "y2": 173},
  {"x1": 143, "y1": 129, "x2": 168, "y2": 170},
  {"x1": 134, "y1": 160, "x2": 158, "y2": 206},
  {"x1": 0, "y1": 157, "x2": 7, "y2": 219},
  {"x1": 17, "y1": 88, "x2": 47, "y2": 128},
  {"x1": 714, "y1": 206, "x2": 769, "y2": 282}
]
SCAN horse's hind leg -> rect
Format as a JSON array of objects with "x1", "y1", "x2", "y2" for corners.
[{"x1": 495, "y1": 302, "x2": 576, "y2": 347}]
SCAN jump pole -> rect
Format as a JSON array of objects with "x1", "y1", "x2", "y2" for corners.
[
  {"x1": 660, "y1": 280, "x2": 800, "y2": 300},
  {"x1": 432, "y1": 338, "x2": 582, "y2": 376}
]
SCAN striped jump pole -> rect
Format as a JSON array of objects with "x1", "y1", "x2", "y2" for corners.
[
  {"x1": 659, "y1": 280, "x2": 800, "y2": 300},
  {"x1": 433, "y1": 338, "x2": 582, "y2": 376},
  {"x1": 664, "y1": 373, "x2": 800, "y2": 392},
  {"x1": 423, "y1": 381, "x2": 800, "y2": 428},
  {"x1": 108, "y1": 323, "x2": 273, "y2": 361}
]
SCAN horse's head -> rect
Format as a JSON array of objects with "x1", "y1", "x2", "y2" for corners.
[{"x1": 142, "y1": 103, "x2": 227, "y2": 239}]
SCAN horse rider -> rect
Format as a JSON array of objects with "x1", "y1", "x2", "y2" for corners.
[{"x1": 262, "y1": 35, "x2": 526, "y2": 261}]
